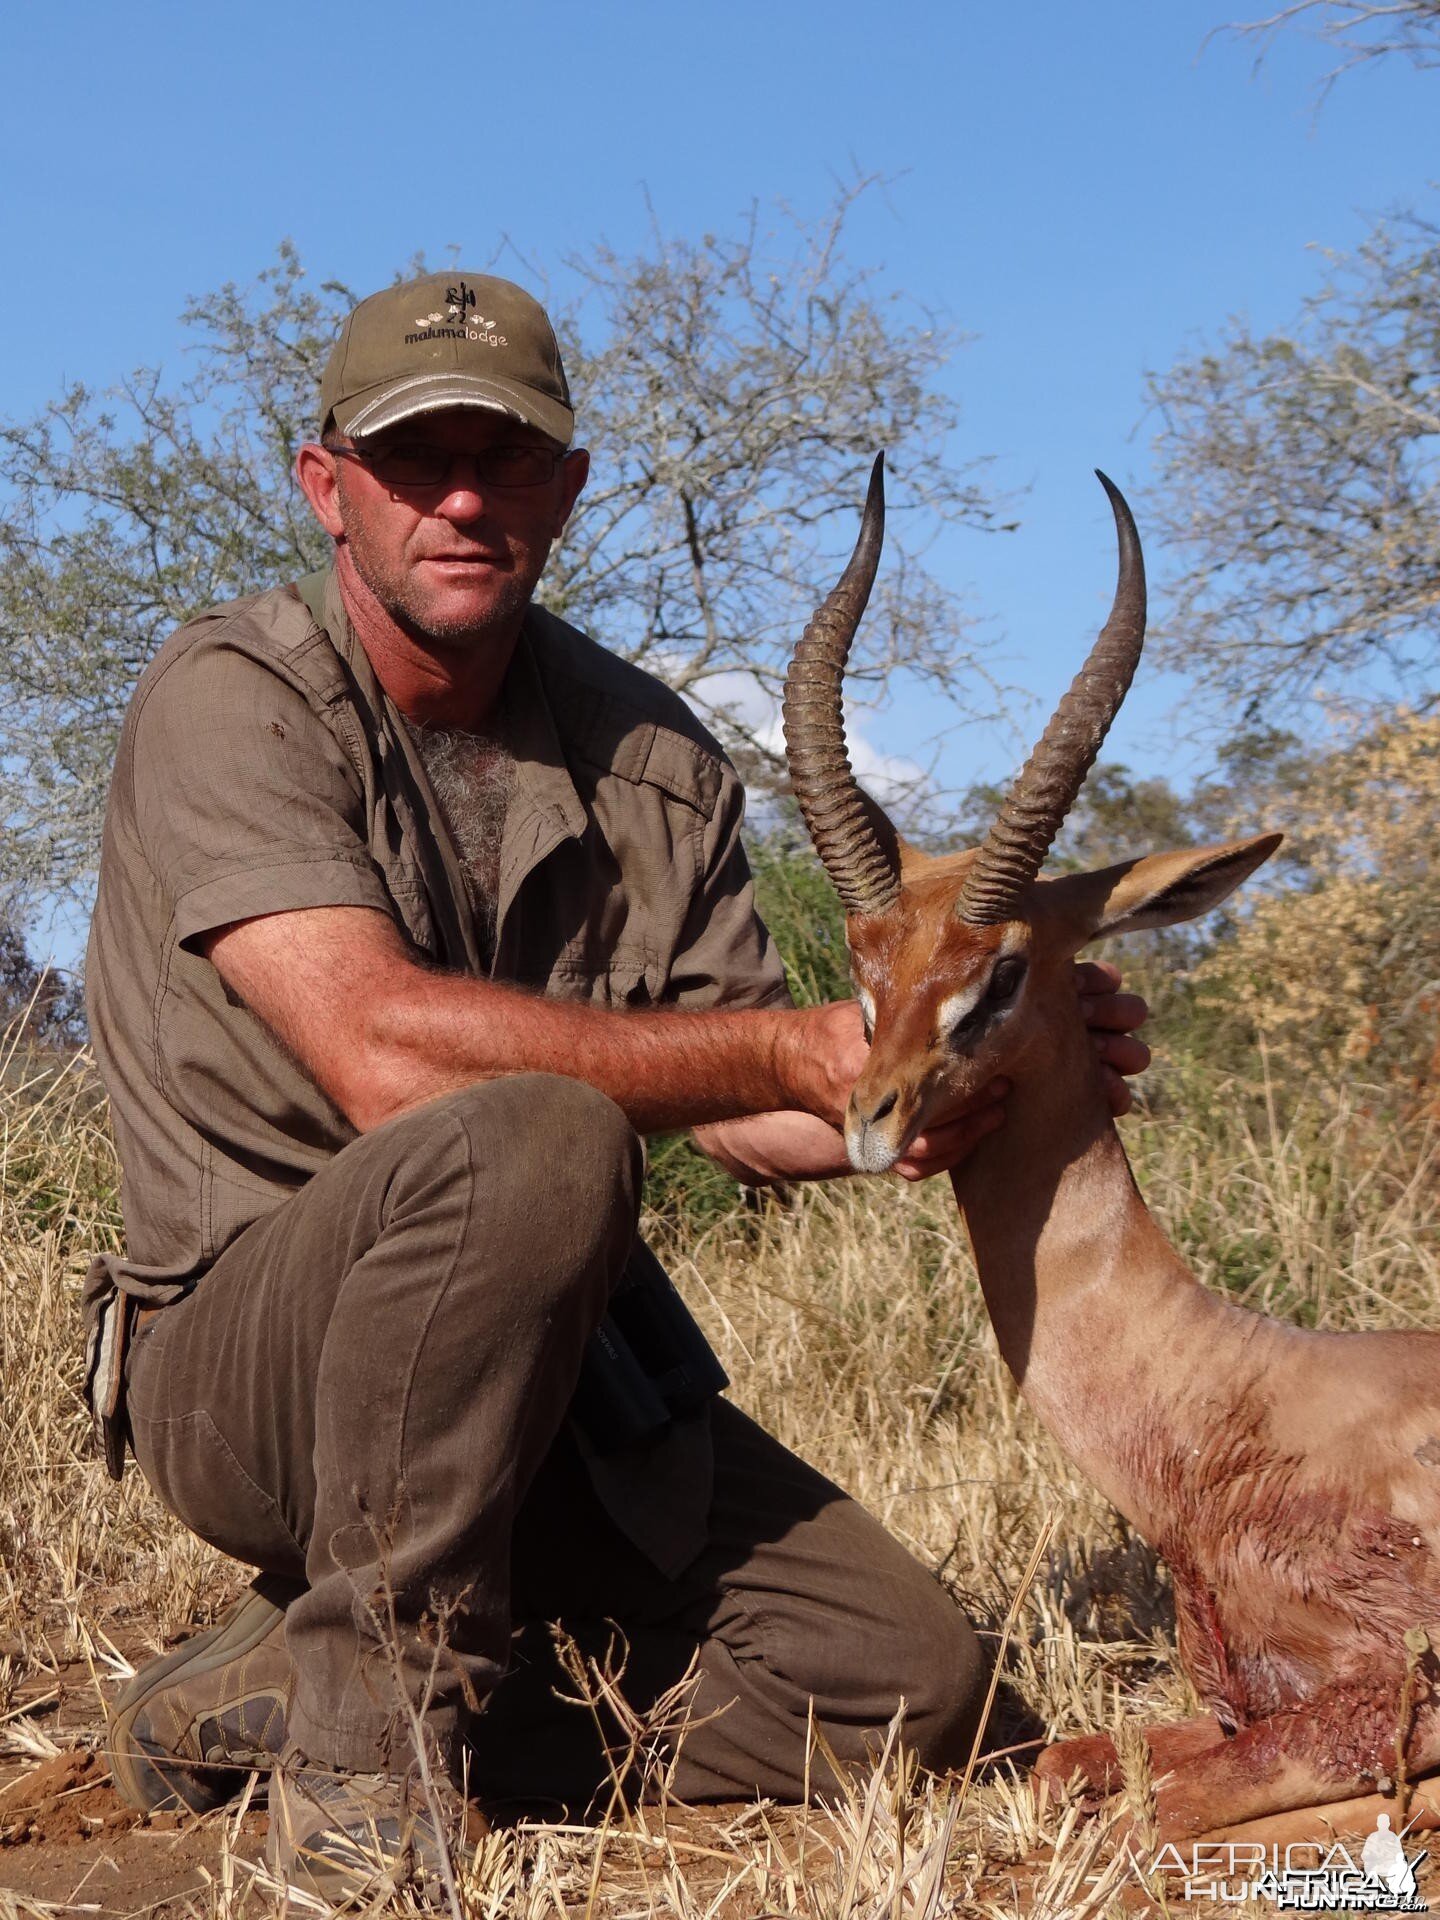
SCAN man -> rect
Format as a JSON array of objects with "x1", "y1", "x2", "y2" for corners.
[{"x1": 86, "y1": 271, "x2": 1148, "y2": 1897}]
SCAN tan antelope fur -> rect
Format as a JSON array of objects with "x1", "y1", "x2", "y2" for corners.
[{"x1": 781, "y1": 456, "x2": 1440, "y2": 1843}]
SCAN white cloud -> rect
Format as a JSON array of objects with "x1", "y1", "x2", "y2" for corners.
[{"x1": 686, "y1": 668, "x2": 924, "y2": 807}]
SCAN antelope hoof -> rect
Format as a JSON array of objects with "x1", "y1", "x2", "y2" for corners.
[{"x1": 1034, "y1": 1731, "x2": 1122, "y2": 1799}]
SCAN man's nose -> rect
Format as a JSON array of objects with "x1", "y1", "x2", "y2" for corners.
[{"x1": 432, "y1": 455, "x2": 495, "y2": 518}]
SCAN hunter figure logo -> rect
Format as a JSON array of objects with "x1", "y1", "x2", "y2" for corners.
[
  {"x1": 1143, "y1": 1813, "x2": 1430, "y2": 1908},
  {"x1": 405, "y1": 280, "x2": 507, "y2": 349}
]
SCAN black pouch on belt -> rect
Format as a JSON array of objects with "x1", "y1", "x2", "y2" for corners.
[{"x1": 570, "y1": 1241, "x2": 729, "y2": 1454}]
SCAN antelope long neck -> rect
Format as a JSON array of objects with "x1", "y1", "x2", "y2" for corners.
[{"x1": 948, "y1": 1000, "x2": 1279, "y2": 1537}]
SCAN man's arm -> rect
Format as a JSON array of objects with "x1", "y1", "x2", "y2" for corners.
[{"x1": 202, "y1": 904, "x2": 869, "y2": 1136}]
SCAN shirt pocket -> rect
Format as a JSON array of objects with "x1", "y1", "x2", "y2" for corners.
[
  {"x1": 548, "y1": 950, "x2": 660, "y2": 1009},
  {"x1": 385, "y1": 867, "x2": 439, "y2": 957}
]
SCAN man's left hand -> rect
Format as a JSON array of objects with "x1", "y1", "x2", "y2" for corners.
[{"x1": 1075, "y1": 958, "x2": 1151, "y2": 1118}]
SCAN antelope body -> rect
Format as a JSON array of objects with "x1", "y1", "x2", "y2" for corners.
[{"x1": 782, "y1": 458, "x2": 1440, "y2": 1841}]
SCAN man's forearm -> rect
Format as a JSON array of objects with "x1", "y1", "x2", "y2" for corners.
[
  {"x1": 206, "y1": 907, "x2": 867, "y2": 1138},
  {"x1": 362, "y1": 972, "x2": 833, "y2": 1134},
  {"x1": 691, "y1": 1111, "x2": 855, "y2": 1185}
]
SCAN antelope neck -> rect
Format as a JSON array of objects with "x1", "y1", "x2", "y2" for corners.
[{"x1": 947, "y1": 1001, "x2": 1246, "y2": 1529}]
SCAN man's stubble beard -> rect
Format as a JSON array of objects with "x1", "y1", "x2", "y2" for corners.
[{"x1": 336, "y1": 474, "x2": 544, "y2": 650}]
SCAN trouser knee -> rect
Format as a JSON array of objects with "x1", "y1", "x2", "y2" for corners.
[
  {"x1": 890, "y1": 1597, "x2": 989, "y2": 1773},
  {"x1": 372, "y1": 1072, "x2": 644, "y2": 1322}
]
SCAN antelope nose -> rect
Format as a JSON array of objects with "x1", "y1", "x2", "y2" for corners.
[{"x1": 864, "y1": 1089, "x2": 898, "y2": 1126}]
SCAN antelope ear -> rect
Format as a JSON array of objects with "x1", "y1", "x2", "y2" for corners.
[
  {"x1": 1041, "y1": 834, "x2": 1282, "y2": 946},
  {"x1": 856, "y1": 788, "x2": 929, "y2": 880},
  {"x1": 1082, "y1": 834, "x2": 1283, "y2": 940}
]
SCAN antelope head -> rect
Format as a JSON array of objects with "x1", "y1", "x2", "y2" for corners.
[{"x1": 782, "y1": 456, "x2": 1281, "y2": 1174}]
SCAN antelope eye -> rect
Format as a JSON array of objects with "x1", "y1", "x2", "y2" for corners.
[{"x1": 988, "y1": 957, "x2": 1027, "y2": 1003}]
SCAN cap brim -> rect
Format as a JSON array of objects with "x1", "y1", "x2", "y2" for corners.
[{"x1": 334, "y1": 372, "x2": 574, "y2": 447}]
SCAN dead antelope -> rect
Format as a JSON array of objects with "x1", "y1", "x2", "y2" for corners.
[{"x1": 782, "y1": 456, "x2": 1440, "y2": 1844}]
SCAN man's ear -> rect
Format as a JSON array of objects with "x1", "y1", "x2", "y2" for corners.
[
  {"x1": 295, "y1": 443, "x2": 345, "y2": 539},
  {"x1": 554, "y1": 446, "x2": 590, "y2": 534},
  {"x1": 1044, "y1": 834, "x2": 1283, "y2": 946}
]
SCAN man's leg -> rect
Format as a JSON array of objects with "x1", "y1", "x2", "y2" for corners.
[
  {"x1": 663, "y1": 1400, "x2": 988, "y2": 1798},
  {"x1": 123, "y1": 1074, "x2": 641, "y2": 1785},
  {"x1": 467, "y1": 1400, "x2": 987, "y2": 1806}
]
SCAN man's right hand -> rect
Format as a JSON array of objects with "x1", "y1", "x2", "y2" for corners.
[
  {"x1": 770, "y1": 998, "x2": 872, "y2": 1127},
  {"x1": 692, "y1": 1077, "x2": 1010, "y2": 1186}
]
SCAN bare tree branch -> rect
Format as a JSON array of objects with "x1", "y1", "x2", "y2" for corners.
[{"x1": 1225, "y1": 0, "x2": 1440, "y2": 88}]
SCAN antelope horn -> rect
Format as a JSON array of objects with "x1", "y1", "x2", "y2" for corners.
[
  {"x1": 956, "y1": 470, "x2": 1147, "y2": 928},
  {"x1": 782, "y1": 453, "x2": 901, "y2": 918}
]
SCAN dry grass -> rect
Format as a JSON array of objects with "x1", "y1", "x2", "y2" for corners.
[{"x1": 1, "y1": 1026, "x2": 1435, "y2": 1916}]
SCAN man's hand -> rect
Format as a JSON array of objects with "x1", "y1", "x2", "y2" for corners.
[
  {"x1": 1076, "y1": 959, "x2": 1151, "y2": 1117},
  {"x1": 693, "y1": 1086, "x2": 1010, "y2": 1186},
  {"x1": 888, "y1": 1083, "x2": 1010, "y2": 1181}
]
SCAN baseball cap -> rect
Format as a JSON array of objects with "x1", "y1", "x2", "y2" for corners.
[{"x1": 319, "y1": 271, "x2": 574, "y2": 446}]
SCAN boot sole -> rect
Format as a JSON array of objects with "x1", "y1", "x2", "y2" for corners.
[{"x1": 107, "y1": 1587, "x2": 289, "y2": 1813}]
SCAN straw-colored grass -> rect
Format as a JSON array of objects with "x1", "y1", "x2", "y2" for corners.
[{"x1": 1, "y1": 1023, "x2": 1435, "y2": 1916}]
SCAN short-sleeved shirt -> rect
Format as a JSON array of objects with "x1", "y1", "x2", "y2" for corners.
[{"x1": 86, "y1": 565, "x2": 790, "y2": 1305}]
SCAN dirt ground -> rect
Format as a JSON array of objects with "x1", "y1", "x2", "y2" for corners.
[
  {"x1": 0, "y1": 1749, "x2": 255, "y2": 1912},
  {"x1": 9, "y1": 1705, "x2": 1440, "y2": 1918},
  {"x1": 0, "y1": 1740, "x2": 833, "y2": 1920},
  {"x1": 0, "y1": 1642, "x2": 237, "y2": 1916},
  {"x1": 0, "y1": 1648, "x2": 834, "y2": 1919}
]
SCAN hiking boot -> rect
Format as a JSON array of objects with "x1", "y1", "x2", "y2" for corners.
[
  {"x1": 107, "y1": 1582, "x2": 295, "y2": 1813},
  {"x1": 266, "y1": 1751, "x2": 478, "y2": 1903}
]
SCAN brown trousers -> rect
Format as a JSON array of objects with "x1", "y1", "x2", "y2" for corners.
[{"x1": 125, "y1": 1075, "x2": 986, "y2": 1803}]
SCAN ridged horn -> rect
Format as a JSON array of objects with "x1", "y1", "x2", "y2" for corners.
[
  {"x1": 782, "y1": 453, "x2": 901, "y2": 918},
  {"x1": 956, "y1": 471, "x2": 1147, "y2": 928}
]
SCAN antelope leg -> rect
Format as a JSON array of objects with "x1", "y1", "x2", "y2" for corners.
[
  {"x1": 1191, "y1": 1771, "x2": 1440, "y2": 1849},
  {"x1": 1034, "y1": 1713, "x2": 1227, "y2": 1797},
  {"x1": 1135, "y1": 1705, "x2": 1440, "y2": 1844}
]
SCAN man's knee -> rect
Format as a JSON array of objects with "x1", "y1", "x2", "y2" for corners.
[
  {"x1": 804, "y1": 1564, "x2": 987, "y2": 1775},
  {"x1": 372, "y1": 1073, "x2": 643, "y2": 1310},
  {"x1": 460, "y1": 1071, "x2": 641, "y2": 1256},
  {"x1": 378, "y1": 1072, "x2": 639, "y2": 1219},
  {"x1": 886, "y1": 1582, "x2": 989, "y2": 1773}
]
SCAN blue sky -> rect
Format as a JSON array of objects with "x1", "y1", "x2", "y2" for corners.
[{"x1": 2, "y1": 0, "x2": 1434, "y2": 854}]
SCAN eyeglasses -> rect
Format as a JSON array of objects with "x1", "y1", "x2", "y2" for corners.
[{"x1": 323, "y1": 439, "x2": 566, "y2": 491}]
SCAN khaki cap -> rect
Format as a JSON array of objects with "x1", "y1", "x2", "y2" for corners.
[{"x1": 319, "y1": 272, "x2": 574, "y2": 446}]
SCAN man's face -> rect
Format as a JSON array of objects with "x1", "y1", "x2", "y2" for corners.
[{"x1": 306, "y1": 410, "x2": 588, "y2": 647}]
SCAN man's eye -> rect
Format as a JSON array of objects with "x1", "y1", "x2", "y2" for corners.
[
  {"x1": 485, "y1": 447, "x2": 553, "y2": 485},
  {"x1": 369, "y1": 443, "x2": 447, "y2": 485}
]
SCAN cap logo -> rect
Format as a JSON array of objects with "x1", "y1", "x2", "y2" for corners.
[{"x1": 404, "y1": 276, "x2": 508, "y2": 349}]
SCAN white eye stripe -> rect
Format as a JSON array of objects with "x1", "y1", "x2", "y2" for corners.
[
  {"x1": 857, "y1": 988, "x2": 877, "y2": 1027},
  {"x1": 936, "y1": 984, "x2": 985, "y2": 1034}
]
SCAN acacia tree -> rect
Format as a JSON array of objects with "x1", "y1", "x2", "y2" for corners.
[
  {"x1": 546, "y1": 196, "x2": 1002, "y2": 766},
  {"x1": 1144, "y1": 210, "x2": 1440, "y2": 721},
  {"x1": 1149, "y1": 3, "x2": 1440, "y2": 722},
  {"x1": 0, "y1": 247, "x2": 344, "y2": 912},
  {"x1": 0, "y1": 188, "x2": 1004, "y2": 919}
]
